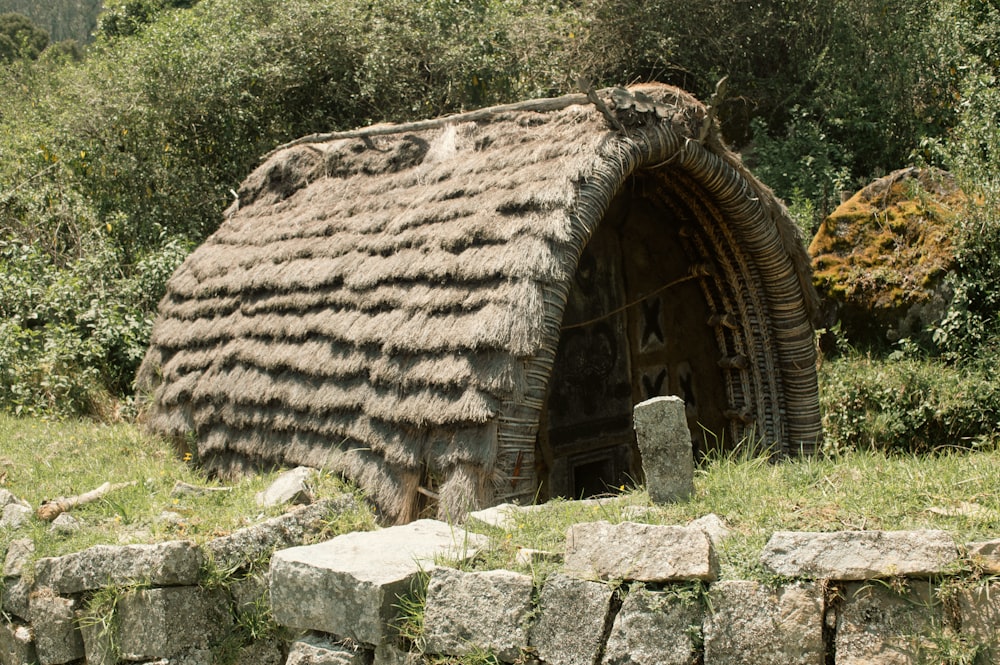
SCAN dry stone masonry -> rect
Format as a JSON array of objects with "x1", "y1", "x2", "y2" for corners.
[{"x1": 1, "y1": 497, "x2": 1000, "y2": 664}]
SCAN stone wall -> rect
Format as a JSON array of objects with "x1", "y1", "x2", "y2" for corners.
[
  {"x1": 0, "y1": 497, "x2": 353, "y2": 665},
  {"x1": 3, "y1": 502, "x2": 1000, "y2": 665},
  {"x1": 271, "y1": 516, "x2": 1000, "y2": 665}
]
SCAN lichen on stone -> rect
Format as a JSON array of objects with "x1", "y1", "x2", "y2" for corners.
[{"x1": 808, "y1": 167, "x2": 967, "y2": 344}]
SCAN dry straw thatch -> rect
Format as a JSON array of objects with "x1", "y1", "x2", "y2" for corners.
[{"x1": 137, "y1": 84, "x2": 822, "y2": 522}]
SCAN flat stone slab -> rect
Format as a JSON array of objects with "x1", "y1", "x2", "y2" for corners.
[
  {"x1": 835, "y1": 581, "x2": 942, "y2": 664},
  {"x1": 703, "y1": 581, "x2": 824, "y2": 665},
  {"x1": 423, "y1": 567, "x2": 533, "y2": 661},
  {"x1": 270, "y1": 519, "x2": 486, "y2": 645},
  {"x1": 286, "y1": 634, "x2": 372, "y2": 664},
  {"x1": 33, "y1": 540, "x2": 202, "y2": 594},
  {"x1": 530, "y1": 573, "x2": 614, "y2": 665},
  {"x1": 601, "y1": 585, "x2": 702, "y2": 665},
  {"x1": 564, "y1": 521, "x2": 718, "y2": 582},
  {"x1": 760, "y1": 530, "x2": 958, "y2": 579}
]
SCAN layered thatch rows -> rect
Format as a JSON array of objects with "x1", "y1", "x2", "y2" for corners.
[{"x1": 137, "y1": 84, "x2": 821, "y2": 522}]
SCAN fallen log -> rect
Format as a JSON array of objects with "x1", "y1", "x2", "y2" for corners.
[{"x1": 37, "y1": 481, "x2": 138, "y2": 521}]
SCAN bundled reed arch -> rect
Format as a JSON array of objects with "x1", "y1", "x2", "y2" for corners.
[{"x1": 137, "y1": 83, "x2": 822, "y2": 523}]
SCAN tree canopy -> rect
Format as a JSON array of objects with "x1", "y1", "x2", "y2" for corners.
[
  {"x1": 0, "y1": 12, "x2": 48, "y2": 62},
  {"x1": 1, "y1": 0, "x2": 999, "y2": 417}
]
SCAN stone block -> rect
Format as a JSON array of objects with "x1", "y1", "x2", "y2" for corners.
[
  {"x1": 835, "y1": 580, "x2": 943, "y2": 665},
  {"x1": 286, "y1": 634, "x2": 373, "y2": 665},
  {"x1": 2, "y1": 575, "x2": 31, "y2": 620},
  {"x1": 530, "y1": 573, "x2": 613, "y2": 665},
  {"x1": 0, "y1": 490, "x2": 22, "y2": 508},
  {"x1": 3, "y1": 538, "x2": 33, "y2": 577},
  {"x1": 966, "y1": 539, "x2": 1000, "y2": 574},
  {"x1": 423, "y1": 567, "x2": 533, "y2": 662},
  {"x1": 270, "y1": 519, "x2": 486, "y2": 645},
  {"x1": 256, "y1": 466, "x2": 317, "y2": 507},
  {"x1": 1, "y1": 504, "x2": 31, "y2": 530},
  {"x1": 956, "y1": 582, "x2": 1000, "y2": 664},
  {"x1": 372, "y1": 642, "x2": 420, "y2": 665},
  {"x1": 233, "y1": 641, "x2": 286, "y2": 665},
  {"x1": 760, "y1": 530, "x2": 958, "y2": 579},
  {"x1": 632, "y1": 396, "x2": 694, "y2": 503},
  {"x1": 601, "y1": 585, "x2": 702, "y2": 665},
  {"x1": 48, "y1": 513, "x2": 80, "y2": 535},
  {"x1": 0, "y1": 622, "x2": 37, "y2": 665},
  {"x1": 564, "y1": 521, "x2": 717, "y2": 582},
  {"x1": 115, "y1": 586, "x2": 232, "y2": 660},
  {"x1": 78, "y1": 617, "x2": 116, "y2": 665},
  {"x1": 29, "y1": 587, "x2": 85, "y2": 665},
  {"x1": 515, "y1": 548, "x2": 561, "y2": 567},
  {"x1": 703, "y1": 580, "x2": 823, "y2": 665},
  {"x1": 687, "y1": 514, "x2": 729, "y2": 549},
  {"x1": 207, "y1": 496, "x2": 356, "y2": 574},
  {"x1": 33, "y1": 540, "x2": 202, "y2": 594}
]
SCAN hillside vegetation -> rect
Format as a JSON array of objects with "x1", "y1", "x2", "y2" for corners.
[{"x1": 0, "y1": 0, "x2": 999, "y2": 455}]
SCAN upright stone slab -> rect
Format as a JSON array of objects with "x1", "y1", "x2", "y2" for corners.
[
  {"x1": 703, "y1": 581, "x2": 824, "y2": 665},
  {"x1": 1, "y1": 576, "x2": 30, "y2": 621},
  {"x1": 836, "y1": 581, "x2": 943, "y2": 665},
  {"x1": 530, "y1": 573, "x2": 614, "y2": 665},
  {"x1": 270, "y1": 519, "x2": 486, "y2": 645},
  {"x1": 632, "y1": 396, "x2": 694, "y2": 503},
  {"x1": 564, "y1": 521, "x2": 717, "y2": 582},
  {"x1": 601, "y1": 585, "x2": 702, "y2": 665},
  {"x1": 423, "y1": 567, "x2": 533, "y2": 662},
  {"x1": 33, "y1": 540, "x2": 203, "y2": 593},
  {"x1": 115, "y1": 587, "x2": 232, "y2": 660},
  {"x1": 3, "y1": 538, "x2": 33, "y2": 578},
  {"x1": 29, "y1": 588, "x2": 85, "y2": 665},
  {"x1": 956, "y1": 582, "x2": 1000, "y2": 663},
  {"x1": 761, "y1": 530, "x2": 959, "y2": 579}
]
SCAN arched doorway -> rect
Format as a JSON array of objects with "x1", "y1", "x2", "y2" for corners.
[{"x1": 537, "y1": 174, "x2": 733, "y2": 500}]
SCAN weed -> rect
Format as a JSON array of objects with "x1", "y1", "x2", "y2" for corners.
[{"x1": 393, "y1": 569, "x2": 431, "y2": 653}]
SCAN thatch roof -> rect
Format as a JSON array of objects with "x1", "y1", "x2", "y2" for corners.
[{"x1": 137, "y1": 84, "x2": 821, "y2": 522}]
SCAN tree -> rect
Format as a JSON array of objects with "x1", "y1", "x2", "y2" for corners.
[{"x1": 0, "y1": 12, "x2": 48, "y2": 62}]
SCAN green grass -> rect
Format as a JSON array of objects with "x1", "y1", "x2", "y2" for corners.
[
  {"x1": 0, "y1": 414, "x2": 377, "y2": 565},
  {"x1": 1, "y1": 413, "x2": 998, "y2": 583},
  {"x1": 462, "y1": 444, "x2": 1000, "y2": 581}
]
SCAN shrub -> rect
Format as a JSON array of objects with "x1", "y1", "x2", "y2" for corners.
[{"x1": 819, "y1": 353, "x2": 1000, "y2": 454}]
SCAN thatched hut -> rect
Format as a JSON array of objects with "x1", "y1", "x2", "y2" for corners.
[{"x1": 137, "y1": 84, "x2": 822, "y2": 522}]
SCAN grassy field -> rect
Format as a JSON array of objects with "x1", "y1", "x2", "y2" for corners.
[
  {"x1": 0, "y1": 415, "x2": 377, "y2": 563},
  {"x1": 1, "y1": 414, "x2": 998, "y2": 582}
]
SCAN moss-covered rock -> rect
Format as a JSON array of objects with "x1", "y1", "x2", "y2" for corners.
[{"x1": 808, "y1": 167, "x2": 966, "y2": 346}]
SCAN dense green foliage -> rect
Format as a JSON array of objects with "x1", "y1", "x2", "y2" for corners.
[
  {"x1": 0, "y1": 12, "x2": 49, "y2": 62},
  {"x1": 820, "y1": 353, "x2": 1000, "y2": 454},
  {"x1": 0, "y1": 0, "x2": 100, "y2": 43},
  {"x1": 1, "y1": 0, "x2": 1000, "y2": 455}
]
